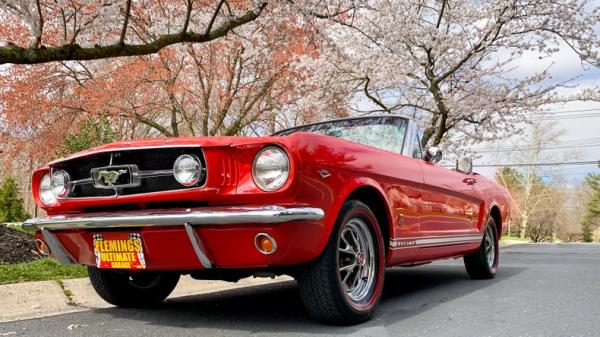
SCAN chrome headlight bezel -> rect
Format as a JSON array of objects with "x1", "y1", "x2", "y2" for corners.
[
  {"x1": 51, "y1": 170, "x2": 70, "y2": 198},
  {"x1": 39, "y1": 173, "x2": 57, "y2": 206},
  {"x1": 252, "y1": 146, "x2": 290, "y2": 192},
  {"x1": 173, "y1": 154, "x2": 203, "y2": 187}
]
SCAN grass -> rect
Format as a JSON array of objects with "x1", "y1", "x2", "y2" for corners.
[
  {"x1": 56, "y1": 279, "x2": 75, "y2": 304},
  {"x1": 2, "y1": 222, "x2": 29, "y2": 234},
  {"x1": 501, "y1": 235, "x2": 531, "y2": 242},
  {"x1": 0, "y1": 258, "x2": 87, "y2": 285}
]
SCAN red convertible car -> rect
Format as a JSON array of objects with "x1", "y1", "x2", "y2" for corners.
[{"x1": 25, "y1": 115, "x2": 509, "y2": 324}]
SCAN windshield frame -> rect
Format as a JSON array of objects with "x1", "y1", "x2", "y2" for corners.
[{"x1": 273, "y1": 115, "x2": 410, "y2": 155}]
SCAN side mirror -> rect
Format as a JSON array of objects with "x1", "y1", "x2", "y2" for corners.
[
  {"x1": 456, "y1": 157, "x2": 473, "y2": 174},
  {"x1": 424, "y1": 147, "x2": 442, "y2": 164}
]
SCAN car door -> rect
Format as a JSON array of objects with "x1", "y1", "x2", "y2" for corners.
[{"x1": 419, "y1": 159, "x2": 481, "y2": 237}]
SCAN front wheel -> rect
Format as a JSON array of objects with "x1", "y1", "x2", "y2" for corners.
[
  {"x1": 88, "y1": 267, "x2": 180, "y2": 307},
  {"x1": 297, "y1": 200, "x2": 385, "y2": 325},
  {"x1": 464, "y1": 217, "x2": 499, "y2": 279}
]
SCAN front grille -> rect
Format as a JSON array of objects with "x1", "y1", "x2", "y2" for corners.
[{"x1": 52, "y1": 147, "x2": 206, "y2": 198}]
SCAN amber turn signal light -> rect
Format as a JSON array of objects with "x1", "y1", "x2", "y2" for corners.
[
  {"x1": 255, "y1": 233, "x2": 277, "y2": 255},
  {"x1": 36, "y1": 239, "x2": 50, "y2": 256}
]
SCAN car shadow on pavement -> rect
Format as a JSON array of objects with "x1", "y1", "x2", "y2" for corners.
[{"x1": 98, "y1": 263, "x2": 526, "y2": 334}]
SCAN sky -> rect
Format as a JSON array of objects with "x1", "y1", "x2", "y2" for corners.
[{"x1": 472, "y1": 42, "x2": 600, "y2": 185}]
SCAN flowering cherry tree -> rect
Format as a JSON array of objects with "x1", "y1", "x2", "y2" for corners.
[
  {"x1": 321, "y1": 0, "x2": 600, "y2": 149},
  {"x1": 3, "y1": 0, "x2": 600, "y2": 162},
  {"x1": 0, "y1": 0, "x2": 362, "y2": 64},
  {"x1": 0, "y1": 6, "x2": 352, "y2": 164}
]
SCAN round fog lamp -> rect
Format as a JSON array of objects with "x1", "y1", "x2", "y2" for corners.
[{"x1": 173, "y1": 154, "x2": 202, "y2": 186}]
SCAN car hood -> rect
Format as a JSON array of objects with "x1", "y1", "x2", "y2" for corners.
[{"x1": 48, "y1": 135, "x2": 286, "y2": 165}]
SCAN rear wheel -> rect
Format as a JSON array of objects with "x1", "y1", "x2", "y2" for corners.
[
  {"x1": 297, "y1": 200, "x2": 385, "y2": 325},
  {"x1": 464, "y1": 217, "x2": 499, "y2": 279},
  {"x1": 88, "y1": 267, "x2": 180, "y2": 307}
]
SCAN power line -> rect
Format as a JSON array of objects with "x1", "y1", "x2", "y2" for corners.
[
  {"x1": 486, "y1": 136, "x2": 600, "y2": 144},
  {"x1": 531, "y1": 107, "x2": 600, "y2": 114},
  {"x1": 532, "y1": 113, "x2": 600, "y2": 120},
  {"x1": 472, "y1": 160, "x2": 599, "y2": 168},
  {"x1": 550, "y1": 172, "x2": 598, "y2": 176},
  {"x1": 473, "y1": 136, "x2": 600, "y2": 153},
  {"x1": 476, "y1": 143, "x2": 600, "y2": 153}
]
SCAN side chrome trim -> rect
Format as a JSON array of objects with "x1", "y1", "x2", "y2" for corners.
[
  {"x1": 23, "y1": 206, "x2": 325, "y2": 231},
  {"x1": 41, "y1": 229, "x2": 76, "y2": 264},
  {"x1": 184, "y1": 223, "x2": 213, "y2": 268},
  {"x1": 390, "y1": 234, "x2": 483, "y2": 249}
]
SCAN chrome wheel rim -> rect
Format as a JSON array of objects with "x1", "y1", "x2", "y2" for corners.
[
  {"x1": 338, "y1": 218, "x2": 376, "y2": 303},
  {"x1": 485, "y1": 225, "x2": 496, "y2": 268}
]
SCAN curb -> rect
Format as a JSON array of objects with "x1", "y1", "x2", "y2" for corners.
[
  {"x1": 0, "y1": 275, "x2": 292, "y2": 323},
  {"x1": 499, "y1": 239, "x2": 529, "y2": 247}
]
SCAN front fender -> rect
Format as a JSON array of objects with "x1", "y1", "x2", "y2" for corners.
[{"x1": 309, "y1": 175, "x2": 393, "y2": 260}]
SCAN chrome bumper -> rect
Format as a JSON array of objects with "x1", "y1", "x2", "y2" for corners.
[
  {"x1": 26, "y1": 206, "x2": 324, "y2": 268},
  {"x1": 23, "y1": 206, "x2": 325, "y2": 231}
]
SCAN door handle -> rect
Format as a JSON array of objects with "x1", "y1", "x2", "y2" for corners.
[{"x1": 462, "y1": 177, "x2": 477, "y2": 185}]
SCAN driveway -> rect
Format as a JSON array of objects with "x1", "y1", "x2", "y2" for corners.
[{"x1": 1, "y1": 244, "x2": 599, "y2": 337}]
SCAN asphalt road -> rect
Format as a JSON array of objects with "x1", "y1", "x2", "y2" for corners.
[{"x1": 2, "y1": 244, "x2": 600, "y2": 337}]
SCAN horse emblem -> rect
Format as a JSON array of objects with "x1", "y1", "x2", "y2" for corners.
[{"x1": 97, "y1": 169, "x2": 127, "y2": 186}]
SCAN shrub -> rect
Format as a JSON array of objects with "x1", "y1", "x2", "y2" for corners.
[{"x1": 0, "y1": 177, "x2": 29, "y2": 223}]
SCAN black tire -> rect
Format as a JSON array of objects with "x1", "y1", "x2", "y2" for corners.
[
  {"x1": 297, "y1": 200, "x2": 385, "y2": 325},
  {"x1": 464, "y1": 216, "x2": 499, "y2": 279},
  {"x1": 88, "y1": 267, "x2": 180, "y2": 307}
]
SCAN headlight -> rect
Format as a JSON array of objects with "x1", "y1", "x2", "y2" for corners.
[
  {"x1": 39, "y1": 173, "x2": 57, "y2": 206},
  {"x1": 51, "y1": 170, "x2": 70, "y2": 198},
  {"x1": 252, "y1": 146, "x2": 290, "y2": 191},
  {"x1": 173, "y1": 154, "x2": 202, "y2": 186}
]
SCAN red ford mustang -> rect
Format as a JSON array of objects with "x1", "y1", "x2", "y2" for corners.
[{"x1": 25, "y1": 115, "x2": 509, "y2": 324}]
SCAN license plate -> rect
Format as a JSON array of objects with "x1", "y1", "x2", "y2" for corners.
[{"x1": 93, "y1": 233, "x2": 146, "y2": 269}]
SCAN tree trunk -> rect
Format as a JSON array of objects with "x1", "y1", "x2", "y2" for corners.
[
  {"x1": 520, "y1": 215, "x2": 529, "y2": 239},
  {"x1": 421, "y1": 79, "x2": 449, "y2": 147}
]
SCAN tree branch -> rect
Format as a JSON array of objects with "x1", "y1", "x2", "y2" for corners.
[
  {"x1": 131, "y1": 112, "x2": 174, "y2": 137},
  {"x1": 434, "y1": 6, "x2": 509, "y2": 84},
  {"x1": 119, "y1": 0, "x2": 133, "y2": 45},
  {"x1": 34, "y1": 0, "x2": 44, "y2": 48},
  {"x1": 181, "y1": 0, "x2": 193, "y2": 35},
  {"x1": 362, "y1": 76, "x2": 392, "y2": 113},
  {"x1": 0, "y1": 3, "x2": 267, "y2": 64},
  {"x1": 435, "y1": 0, "x2": 446, "y2": 29},
  {"x1": 204, "y1": 0, "x2": 226, "y2": 36}
]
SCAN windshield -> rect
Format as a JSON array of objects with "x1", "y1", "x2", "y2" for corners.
[{"x1": 275, "y1": 116, "x2": 408, "y2": 154}]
